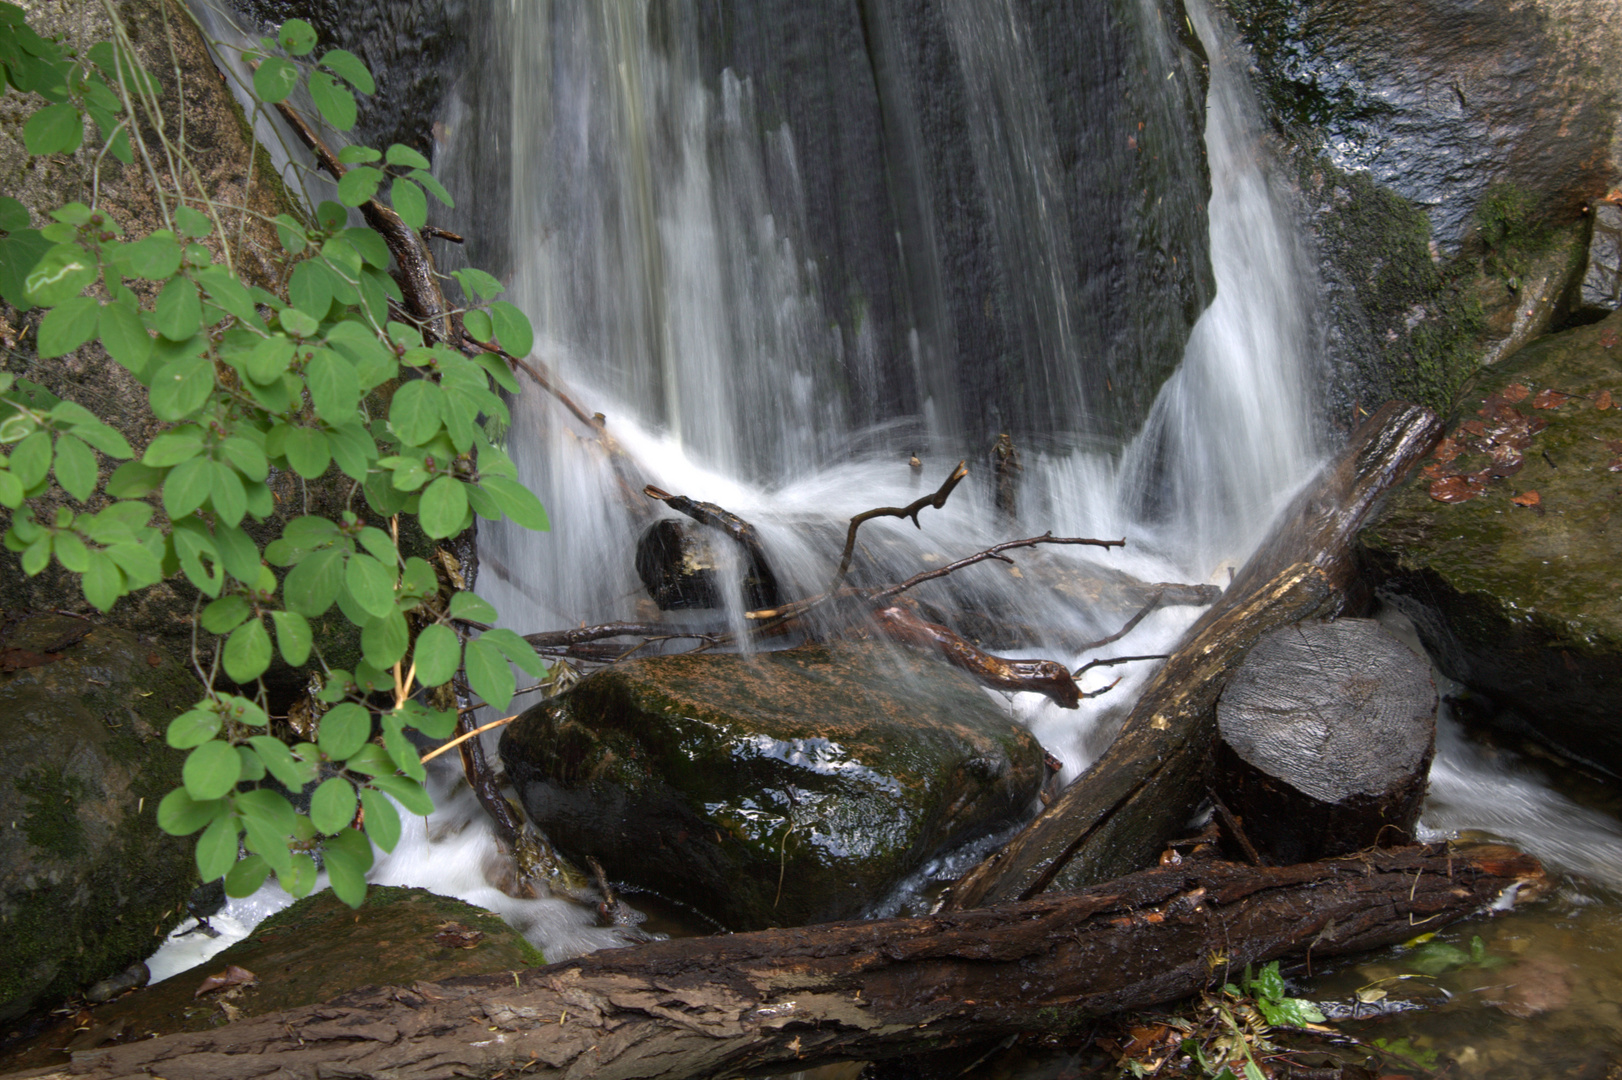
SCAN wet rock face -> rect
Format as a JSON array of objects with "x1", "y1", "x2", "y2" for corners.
[
  {"x1": 1225, "y1": 0, "x2": 1622, "y2": 250},
  {"x1": 1580, "y1": 203, "x2": 1622, "y2": 316},
  {"x1": 500, "y1": 642, "x2": 1045, "y2": 931},
  {"x1": 0, "y1": 887, "x2": 539, "y2": 1068},
  {"x1": 1359, "y1": 308, "x2": 1622, "y2": 775},
  {"x1": 0, "y1": 618, "x2": 200, "y2": 1022}
]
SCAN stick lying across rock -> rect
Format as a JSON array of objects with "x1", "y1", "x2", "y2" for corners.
[{"x1": 23, "y1": 844, "x2": 1538, "y2": 1080}]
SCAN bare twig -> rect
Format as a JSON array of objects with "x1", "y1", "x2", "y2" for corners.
[
  {"x1": 1072, "y1": 589, "x2": 1163, "y2": 652},
  {"x1": 830, "y1": 461, "x2": 968, "y2": 589},
  {"x1": 870, "y1": 533, "x2": 1126, "y2": 602},
  {"x1": 420, "y1": 713, "x2": 520, "y2": 764},
  {"x1": 1072, "y1": 653, "x2": 1171, "y2": 678}
]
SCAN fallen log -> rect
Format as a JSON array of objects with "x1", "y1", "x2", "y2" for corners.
[
  {"x1": 941, "y1": 402, "x2": 1442, "y2": 911},
  {"x1": 16, "y1": 844, "x2": 1539, "y2": 1080},
  {"x1": 870, "y1": 604, "x2": 1081, "y2": 708}
]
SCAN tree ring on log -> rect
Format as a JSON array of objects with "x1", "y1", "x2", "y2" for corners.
[{"x1": 1215, "y1": 617, "x2": 1438, "y2": 864}]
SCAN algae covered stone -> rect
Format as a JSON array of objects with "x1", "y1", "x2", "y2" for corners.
[
  {"x1": 0, "y1": 618, "x2": 199, "y2": 1022},
  {"x1": 500, "y1": 642, "x2": 1045, "y2": 930},
  {"x1": 1360, "y1": 309, "x2": 1622, "y2": 774}
]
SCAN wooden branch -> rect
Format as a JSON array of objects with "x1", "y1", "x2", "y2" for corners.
[
  {"x1": 942, "y1": 401, "x2": 1444, "y2": 911},
  {"x1": 21, "y1": 845, "x2": 1540, "y2": 1080},
  {"x1": 869, "y1": 533, "x2": 1127, "y2": 602},
  {"x1": 830, "y1": 460, "x2": 968, "y2": 588},
  {"x1": 1073, "y1": 589, "x2": 1164, "y2": 653},
  {"x1": 942, "y1": 561, "x2": 1332, "y2": 911},
  {"x1": 870, "y1": 604, "x2": 1081, "y2": 708},
  {"x1": 272, "y1": 100, "x2": 451, "y2": 342}
]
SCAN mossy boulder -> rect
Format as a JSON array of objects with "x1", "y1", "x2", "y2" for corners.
[
  {"x1": 1360, "y1": 308, "x2": 1622, "y2": 774},
  {"x1": 0, "y1": 616, "x2": 200, "y2": 1022},
  {"x1": 0, "y1": 887, "x2": 541, "y2": 1069},
  {"x1": 500, "y1": 642, "x2": 1045, "y2": 931}
]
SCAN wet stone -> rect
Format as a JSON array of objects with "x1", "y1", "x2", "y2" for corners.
[
  {"x1": 1580, "y1": 204, "x2": 1622, "y2": 316},
  {"x1": 1360, "y1": 308, "x2": 1622, "y2": 775},
  {"x1": 500, "y1": 641, "x2": 1046, "y2": 931}
]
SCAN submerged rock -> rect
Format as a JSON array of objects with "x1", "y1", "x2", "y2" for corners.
[
  {"x1": 0, "y1": 617, "x2": 199, "y2": 1022},
  {"x1": 1360, "y1": 309, "x2": 1622, "y2": 774},
  {"x1": 500, "y1": 642, "x2": 1045, "y2": 930}
]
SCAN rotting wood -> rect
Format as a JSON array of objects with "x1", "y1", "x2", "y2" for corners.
[
  {"x1": 642, "y1": 487, "x2": 783, "y2": 609},
  {"x1": 10, "y1": 845, "x2": 1539, "y2": 1080},
  {"x1": 940, "y1": 401, "x2": 1443, "y2": 910}
]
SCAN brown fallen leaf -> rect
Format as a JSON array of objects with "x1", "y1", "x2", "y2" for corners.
[
  {"x1": 1485, "y1": 955, "x2": 1572, "y2": 1018},
  {"x1": 1510, "y1": 491, "x2": 1541, "y2": 507},
  {"x1": 1430, "y1": 475, "x2": 1487, "y2": 503},
  {"x1": 433, "y1": 922, "x2": 485, "y2": 949},
  {"x1": 1461, "y1": 419, "x2": 1487, "y2": 436},
  {"x1": 1596, "y1": 389, "x2": 1613, "y2": 411},
  {"x1": 0, "y1": 648, "x2": 62, "y2": 672},
  {"x1": 1502, "y1": 383, "x2": 1530, "y2": 403},
  {"x1": 1532, "y1": 388, "x2": 1573, "y2": 409},
  {"x1": 194, "y1": 965, "x2": 257, "y2": 998},
  {"x1": 1421, "y1": 461, "x2": 1458, "y2": 480},
  {"x1": 1433, "y1": 437, "x2": 1462, "y2": 463},
  {"x1": 1600, "y1": 327, "x2": 1619, "y2": 349}
]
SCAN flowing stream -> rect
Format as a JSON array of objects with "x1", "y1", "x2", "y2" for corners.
[{"x1": 157, "y1": 2, "x2": 1622, "y2": 1074}]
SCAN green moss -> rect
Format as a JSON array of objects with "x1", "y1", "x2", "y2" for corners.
[{"x1": 14, "y1": 766, "x2": 88, "y2": 859}]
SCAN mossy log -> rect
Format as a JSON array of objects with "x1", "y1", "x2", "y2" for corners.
[
  {"x1": 942, "y1": 402, "x2": 1443, "y2": 910},
  {"x1": 4, "y1": 845, "x2": 1540, "y2": 1080}
]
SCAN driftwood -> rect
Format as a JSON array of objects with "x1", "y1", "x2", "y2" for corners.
[
  {"x1": 1214, "y1": 618, "x2": 1438, "y2": 864},
  {"x1": 870, "y1": 604, "x2": 1081, "y2": 708},
  {"x1": 831, "y1": 460, "x2": 968, "y2": 588},
  {"x1": 942, "y1": 402, "x2": 1442, "y2": 911},
  {"x1": 11, "y1": 845, "x2": 1539, "y2": 1080}
]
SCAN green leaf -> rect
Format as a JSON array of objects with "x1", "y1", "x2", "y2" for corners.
[
  {"x1": 121, "y1": 232, "x2": 183, "y2": 279},
  {"x1": 447, "y1": 591, "x2": 497, "y2": 623},
  {"x1": 390, "y1": 177, "x2": 426, "y2": 230},
  {"x1": 323, "y1": 826, "x2": 374, "y2": 908},
  {"x1": 418, "y1": 475, "x2": 468, "y2": 539},
  {"x1": 489, "y1": 300, "x2": 534, "y2": 357},
  {"x1": 452, "y1": 267, "x2": 504, "y2": 303},
  {"x1": 105, "y1": 461, "x2": 162, "y2": 498},
  {"x1": 318, "y1": 701, "x2": 371, "y2": 760},
  {"x1": 480, "y1": 475, "x2": 550, "y2": 531},
  {"x1": 0, "y1": 470, "x2": 22, "y2": 509},
  {"x1": 219, "y1": 435, "x2": 269, "y2": 481},
  {"x1": 0, "y1": 196, "x2": 29, "y2": 232},
  {"x1": 309, "y1": 775, "x2": 358, "y2": 834},
  {"x1": 342, "y1": 744, "x2": 395, "y2": 776},
  {"x1": 408, "y1": 169, "x2": 453, "y2": 208},
  {"x1": 157, "y1": 786, "x2": 224, "y2": 835},
  {"x1": 481, "y1": 627, "x2": 545, "y2": 677},
  {"x1": 25, "y1": 243, "x2": 97, "y2": 306},
  {"x1": 0, "y1": 228, "x2": 52, "y2": 310},
  {"x1": 337, "y1": 145, "x2": 381, "y2": 165},
  {"x1": 384, "y1": 143, "x2": 431, "y2": 170},
  {"x1": 245, "y1": 335, "x2": 295, "y2": 384},
  {"x1": 174, "y1": 206, "x2": 213, "y2": 240},
  {"x1": 208, "y1": 460, "x2": 247, "y2": 526},
  {"x1": 148, "y1": 354, "x2": 214, "y2": 420},
  {"x1": 214, "y1": 523, "x2": 262, "y2": 583},
  {"x1": 319, "y1": 48, "x2": 375, "y2": 94},
  {"x1": 162, "y1": 454, "x2": 212, "y2": 517},
  {"x1": 410, "y1": 623, "x2": 460, "y2": 687},
  {"x1": 306, "y1": 349, "x2": 359, "y2": 421},
  {"x1": 201, "y1": 593, "x2": 251, "y2": 634},
  {"x1": 9, "y1": 430, "x2": 50, "y2": 488},
  {"x1": 78, "y1": 548, "x2": 120, "y2": 610},
  {"x1": 37, "y1": 295, "x2": 99, "y2": 357},
  {"x1": 166, "y1": 706, "x2": 222, "y2": 749},
  {"x1": 462, "y1": 308, "x2": 493, "y2": 343},
  {"x1": 388, "y1": 379, "x2": 442, "y2": 446},
  {"x1": 266, "y1": 609, "x2": 311, "y2": 667},
  {"x1": 23, "y1": 102, "x2": 82, "y2": 155},
  {"x1": 283, "y1": 545, "x2": 343, "y2": 615},
  {"x1": 285, "y1": 427, "x2": 332, "y2": 479},
  {"x1": 309, "y1": 69, "x2": 356, "y2": 130},
  {"x1": 381, "y1": 718, "x2": 425, "y2": 782},
  {"x1": 195, "y1": 813, "x2": 241, "y2": 883},
  {"x1": 196, "y1": 266, "x2": 260, "y2": 325},
  {"x1": 358, "y1": 786, "x2": 402, "y2": 851},
  {"x1": 1257, "y1": 995, "x2": 1327, "y2": 1027},
  {"x1": 288, "y1": 258, "x2": 334, "y2": 320},
  {"x1": 337, "y1": 165, "x2": 384, "y2": 208},
  {"x1": 368, "y1": 773, "x2": 434, "y2": 816},
  {"x1": 253, "y1": 56, "x2": 299, "y2": 104},
  {"x1": 225, "y1": 853, "x2": 272, "y2": 897},
  {"x1": 247, "y1": 735, "x2": 318, "y2": 792},
  {"x1": 344, "y1": 552, "x2": 396, "y2": 618},
  {"x1": 93, "y1": 301, "x2": 142, "y2": 382},
  {"x1": 172, "y1": 518, "x2": 224, "y2": 596},
  {"x1": 277, "y1": 18, "x2": 317, "y2": 55},
  {"x1": 325, "y1": 421, "x2": 375, "y2": 480},
  {"x1": 273, "y1": 213, "x2": 307, "y2": 254},
  {"x1": 340, "y1": 227, "x2": 390, "y2": 269},
  {"x1": 464, "y1": 637, "x2": 516, "y2": 711},
  {"x1": 52, "y1": 432, "x2": 96, "y2": 502},
  {"x1": 223, "y1": 617, "x2": 273, "y2": 682},
  {"x1": 362, "y1": 608, "x2": 409, "y2": 669},
  {"x1": 184, "y1": 738, "x2": 243, "y2": 801},
  {"x1": 52, "y1": 531, "x2": 87, "y2": 573}
]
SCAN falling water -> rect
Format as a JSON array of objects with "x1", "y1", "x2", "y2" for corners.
[{"x1": 152, "y1": 1, "x2": 1622, "y2": 1005}]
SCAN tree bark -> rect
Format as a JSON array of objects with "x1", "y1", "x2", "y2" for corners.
[
  {"x1": 6, "y1": 845, "x2": 1539, "y2": 1080},
  {"x1": 941, "y1": 399, "x2": 1442, "y2": 911}
]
